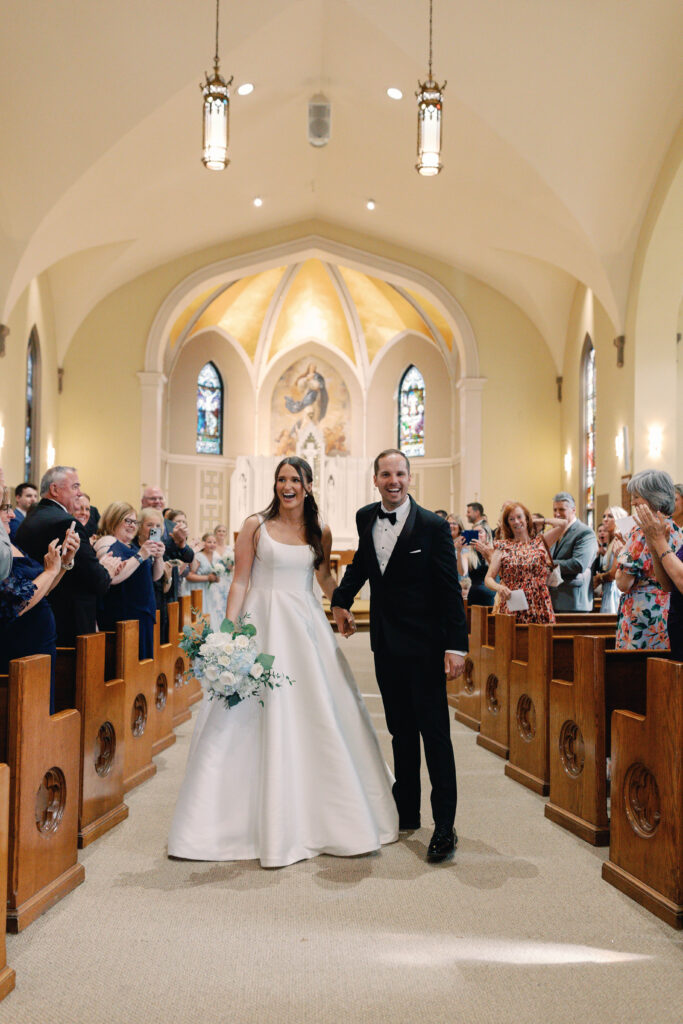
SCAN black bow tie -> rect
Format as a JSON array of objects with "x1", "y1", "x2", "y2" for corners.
[{"x1": 377, "y1": 508, "x2": 397, "y2": 525}]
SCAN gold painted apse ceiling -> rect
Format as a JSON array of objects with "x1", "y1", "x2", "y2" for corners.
[{"x1": 169, "y1": 259, "x2": 452, "y2": 372}]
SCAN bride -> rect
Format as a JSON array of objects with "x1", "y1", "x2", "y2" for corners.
[{"x1": 167, "y1": 456, "x2": 398, "y2": 867}]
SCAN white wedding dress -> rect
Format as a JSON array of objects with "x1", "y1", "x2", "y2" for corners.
[{"x1": 167, "y1": 523, "x2": 398, "y2": 867}]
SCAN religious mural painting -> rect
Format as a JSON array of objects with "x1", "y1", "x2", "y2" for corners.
[
  {"x1": 398, "y1": 365, "x2": 425, "y2": 457},
  {"x1": 271, "y1": 356, "x2": 350, "y2": 457},
  {"x1": 196, "y1": 361, "x2": 224, "y2": 455}
]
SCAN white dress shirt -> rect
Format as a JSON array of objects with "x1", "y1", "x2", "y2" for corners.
[
  {"x1": 372, "y1": 497, "x2": 465, "y2": 658},
  {"x1": 372, "y1": 496, "x2": 411, "y2": 574}
]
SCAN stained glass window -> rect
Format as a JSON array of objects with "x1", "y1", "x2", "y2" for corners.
[
  {"x1": 24, "y1": 330, "x2": 39, "y2": 480},
  {"x1": 582, "y1": 339, "x2": 596, "y2": 529},
  {"x1": 398, "y1": 365, "x2": 425, "y2": 457},
  {"x1": 196, "y1": 361, "x2": 223, "y2": 455}
]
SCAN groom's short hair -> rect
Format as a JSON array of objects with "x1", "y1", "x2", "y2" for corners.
[{"x1": 373, "y1": 449, "x2": 411, "y2": 475}]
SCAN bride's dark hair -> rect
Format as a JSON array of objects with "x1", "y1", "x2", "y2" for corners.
[{"x1": 258, "y1": 456, "x2": 324, "y2": 568}]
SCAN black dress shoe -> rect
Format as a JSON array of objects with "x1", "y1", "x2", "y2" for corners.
[
  {"x1": 427, "y1": 827, "x2": 457, "y2": 863},
  {"x1": 398, "y1": 819, "x2": 421, "y2": 832}
]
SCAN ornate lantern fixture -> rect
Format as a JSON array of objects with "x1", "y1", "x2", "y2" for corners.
[
  {"x1": 415, "y1": 0, "x2": 446, "y2": 176},
  {"x1": 201, "y1": 0, "x2": 233, "y2": 170}
]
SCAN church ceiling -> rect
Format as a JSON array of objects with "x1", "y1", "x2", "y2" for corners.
[{"x1": 2, "y1": 0, "x2": 682, "y2": 369}]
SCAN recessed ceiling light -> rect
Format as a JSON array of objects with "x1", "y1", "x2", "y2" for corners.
[
  {"x1": 253, "y1": 197, "x2": 263, "y2": 207},
  {"x1": 387, "y1": 87, "x2": 403, "y2": 100},
  {"x1": 237, "y1": 83, "x2": 254, "y2": 96},
  {"x1": 366, "y1": 199, "x2": 376, "y2": 211}
]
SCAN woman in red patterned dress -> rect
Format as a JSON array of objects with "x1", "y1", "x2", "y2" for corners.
[{"x1": 484, "y1": 503, "x2": 567, "y2": 624}]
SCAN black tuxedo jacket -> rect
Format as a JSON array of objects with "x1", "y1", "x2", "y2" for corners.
[
  {"x1": 331, "y1": 497, "x2": 468, "y2": 658},
  {"x1": 14, "y1": 498, "x2": 111, "y2": 645}
]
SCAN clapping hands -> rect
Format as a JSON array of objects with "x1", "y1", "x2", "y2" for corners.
[{"x1": 101, "y1": 553, "x2": 123, "y2": 578}]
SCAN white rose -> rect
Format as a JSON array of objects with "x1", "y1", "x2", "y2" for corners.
[
  {"x1": 203, "y1": 663, "x2": 220, "y2": 683},
  {"x1": 217, "y1": 651, "x2": 233, "y2": 667},
  {"x1": 249, "y1": 662, "x2": 264, "y2": 680},
  {"x1": 219, "y1": 671, "x2": 237, "y2": 692},
  {"x1": 234, "y1": 634, "x2": 251, "y2": 649},
  {"x1": 206, "y1": 632, "x2": 229, "y2": 648}
]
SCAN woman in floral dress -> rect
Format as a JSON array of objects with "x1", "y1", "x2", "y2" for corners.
[
  {"x1": 615, "y1": 470, "x2": 683, "y2": 650},
  {"x1": 485, "y1": 503, "x2": 567, "y2": 624}
]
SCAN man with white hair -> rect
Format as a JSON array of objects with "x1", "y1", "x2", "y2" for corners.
[
  {"x1": 549, "y1": 491, "x2": 598, "y2": 612},
  {"x1": 15, "y1": 465, "x2": 119, "y2": 644}
]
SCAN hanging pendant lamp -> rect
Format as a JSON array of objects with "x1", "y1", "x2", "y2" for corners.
[
  {"x1": 201, "y1": 0, "x2": 233, "y2": 170},
  {"x1": 416, "y1": 0, "x2": 446, "y2": 176}
]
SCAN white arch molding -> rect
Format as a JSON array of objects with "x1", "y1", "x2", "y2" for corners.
[{"x1": 141, "y1": 236, "x2": 485, "y2": 504}]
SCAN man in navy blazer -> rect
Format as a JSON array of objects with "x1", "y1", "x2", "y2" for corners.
[
  {"x1": 549, "y1": 492, "x2": 598, "y2": 612},
  {"x1": 331, "y1": 449, "x2": 467, "y2": 862}
]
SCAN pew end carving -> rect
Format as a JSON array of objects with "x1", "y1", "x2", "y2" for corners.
[
  {"x1": 602, "y1": 657, "x2": 683, "y2": 928},
  {"x1": 4, "y1": 655, "x2": 84, "y2": 932},
  {"x1": 111, "y1": 621, "x2": 157, "y2": 794},
  {"x1": 454, "y1": 606, "x2": 488, "y2": 731},
  {"x1": 151, "y1": 609, "x2": 176, "y2": 757}
]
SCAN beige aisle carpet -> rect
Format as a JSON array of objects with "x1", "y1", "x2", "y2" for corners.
[{"x1": 0, "y1": 632, "x2": 681, "y2": 1024}]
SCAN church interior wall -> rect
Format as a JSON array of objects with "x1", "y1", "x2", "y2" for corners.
[
  {"x1": 560, "y1": 283, "x2": 632, "y2": 515},
  {"x1": 0, "y1": 273, "x2": 59, "y2": 491}
]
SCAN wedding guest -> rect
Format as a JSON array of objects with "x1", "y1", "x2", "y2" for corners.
[
  {"x1": 634, "y1": 502, "x2": 683, "y2": 659},
  {"x1": 186, "y1": 533, "x2": 223, "y2": 630},
  {"x1": 9, "y1": 481, "x2": 38, "y2": 540},
  {"x1": 466, "y1": 501, "x2": 492, "y2": 541},
  {"x1": 95, "y1": 502, "x2": 165, "y2": 658},
  {"x1": 78, "y1": 492, "x2": 100, "y2": 537},
  {"x1": 484, "y1": 503, "x2": 567, "y2": 623},
  {"x1": 615, "y1": 470, "x2": 683, "y2": 650},
  {"x1": 1, "y1": 491, "x2": 79, "y2": 712},
  {"x1": 166, "y1": 509, "x2": 195, "y2": 598},
  {"x1": 548, "y1": 492, "x2": 598, "y2": 612},
  {"x1": 15, "y1": 465, "x2": 119, "y2": 644},
  {"x1": 594, "y1": 505, "x2": 628, "y2": 613},
  {"x1": 213, "y1": 523, "x2": 231, "y2": 557},
  {"x1": 136, "y1": 507, "x2": 174, "y2": 642},
  {"x1": 434, "y1": 509, "x2": 449, "y2": 519},
  {"x1": 0, "y1": 467, "x2": 11, "y2": 581},
  {"x1": 674, "y1": 484, "x2": 683, "y2": 529},
  {"x1": 212, "y1": 523, "x2": 234, "y2": 624},
  {"x1": 459, "y1": 529, "x2": 495, "y2": 607},
  {"x1": 74, "y1": 494, "x2": 91, "y2": 529}
]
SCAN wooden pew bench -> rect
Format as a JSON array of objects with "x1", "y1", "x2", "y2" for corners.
[
  {"x1": 505, "y1": 622, "x2": 616, "y2": 795},
  {"x1": 55, "y1": 634, "x2": 128, "y2": 848},
  {"x1": 602, "y1": 657, "x2": 683, "y2": 928},
  {"x1": 0, "y1": 764, "x2": 15, "y2": 996},
  {"x1": 545, "y1": 635, "x2": 667, "y2": 845},
  {"x1": 452, "y1": 605, "x2": 489, "y2": 731},
  {"x1": 105, "y1": 621, "x2": 157, "y2": 794},
  {"x1": 0, "y1": 655, "x2": 84, "y2": 931}
]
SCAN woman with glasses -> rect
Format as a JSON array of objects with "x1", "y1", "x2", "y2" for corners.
[
  {"x1": 94, "y1": 502, "x2": 166, "y2": 658},
  {"x1": 0, "y1": 491, "x2": 79, "y2": 712}
]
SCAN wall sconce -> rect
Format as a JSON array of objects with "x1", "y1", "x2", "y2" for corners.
[
  {"x1": 563, "y1": 450, "x2": 572, "y2": 475},
  {"x1": 46, "y1": 443, "x2": 56, "y2": 469},
  {"x1": 614, "y1": 432, "x2": 624, "y2": 460},
  {"x1": 648, "y1": 425, "x2": 663, "y2": 460},
  {"x1": 0, "y1": 425, "x2": 5, "y2": 449}
]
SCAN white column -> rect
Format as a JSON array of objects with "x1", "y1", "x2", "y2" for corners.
[
  {"x1": 137, "y1": 371, "x2": 167, "y2": 488},
  {"x1": 456, "y1": 376, "x2": 487, "y2": 504}
]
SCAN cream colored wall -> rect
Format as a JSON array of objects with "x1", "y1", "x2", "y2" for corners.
[
  {"x1": 560, "y1": 284, "x2": 632, "y2": 517},
  {"x1": 0, "y1": 273, "x2": 59, "y2": 491},
  {"x1": 55, "y1": 219, "x2": 560, "y2": 519}
]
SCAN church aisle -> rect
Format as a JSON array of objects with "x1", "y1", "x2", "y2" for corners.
[{"x1": 0, "y1": 632, "x2": 681, "y2": 1024}]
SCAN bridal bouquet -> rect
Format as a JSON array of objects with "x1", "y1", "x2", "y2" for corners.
[{"x1": 179, "y1": 615, "x2": 293, "y2": 710}]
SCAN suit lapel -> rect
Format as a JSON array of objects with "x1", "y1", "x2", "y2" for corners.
[{"x1": 383, "y1": 498, "x2": 418, "y2": 580}]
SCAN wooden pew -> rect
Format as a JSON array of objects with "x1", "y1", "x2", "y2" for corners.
[
  {"x1": 506, "y1": 622, "x2": 616, "y2": 795},
  {"x1": 452, "y1": 605, "x2": 488, "y2": 731},
  {"x1": 602, "y1": 657, "x2": 683, "y2": 928},
  {"x1": 108, "y1": 621, "x2": 158, "y2": 794},
  {"x1": 186, "y1": 589, "x2": 205, "y2": 707},
  {"x1": 0, "y1": 765, "x2": 15, "y2": 997},
  {"x1": 545, "y1": 635, "x2": 659, "y2": 845},
  {"x1": 173, "y1": 598, "x2": 193, "y2": 727},
  {"x1": 69, "y1": 633, "x2": 129, "y2": 847},
  {"x1": 476, "y1": 614, "x2": 515, "y2": 758},
  {"x1": 150, "y1": 608, "x2": 177, "y2": 758},
  {"x1": 1, "y1": 655, "x2": 84, "y2": 932}
]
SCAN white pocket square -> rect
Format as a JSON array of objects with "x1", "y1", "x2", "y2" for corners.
[{"x1": 409, "y1": 549, "x2": 422, "y2": 554}]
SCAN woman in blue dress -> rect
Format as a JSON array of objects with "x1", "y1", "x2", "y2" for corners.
[
  {"x1": 94, "y1": 502, "x2": 166, "y2": 659},
  {"x1": 0, "y1": 496, "x2": 79, "y2": 712}
]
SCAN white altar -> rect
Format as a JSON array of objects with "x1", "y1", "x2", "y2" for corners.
[{"x1": 229, "y1": 423, "x2": 374, "y2": 547}]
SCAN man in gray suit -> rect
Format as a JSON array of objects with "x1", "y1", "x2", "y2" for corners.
[{"x1": 549, "y1": 492, "x2": 598, "y2": 612}]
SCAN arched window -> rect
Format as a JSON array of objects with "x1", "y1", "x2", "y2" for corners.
[
  {"x1": 398, "y1": 365, "x2": 425, "y2": 457},
  {"x1": 24, "y1": 328, "x2": 40, "y2": 480},
  {"x1": 196, "y1": 361, "x2": 224, "y2": 454},
  {"x1": 581, "y1": 337, "x2": 596, "y2": 529}
]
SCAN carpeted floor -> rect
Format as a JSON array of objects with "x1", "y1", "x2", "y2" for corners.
[{"x1": 1, "y1": 632, "x2": 681, "y2": 1024}]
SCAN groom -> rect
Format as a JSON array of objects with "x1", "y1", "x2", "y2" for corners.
[{"x1": 331, "y1": 449, "x2": 467, "y2": 863}]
